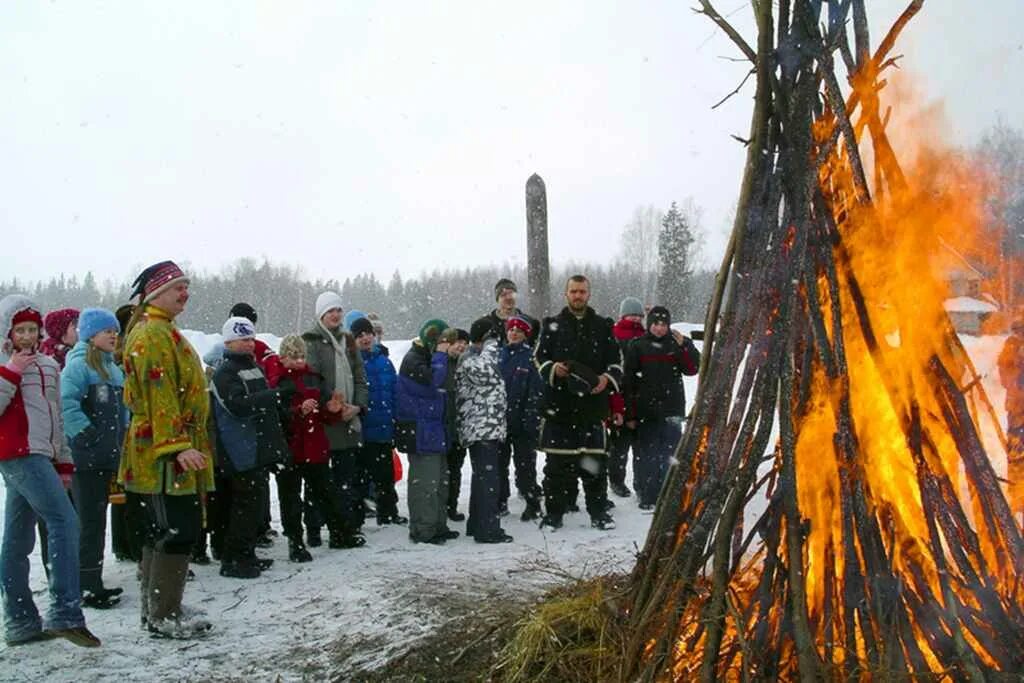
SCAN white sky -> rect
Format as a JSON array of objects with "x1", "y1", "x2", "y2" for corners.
[{"x1": 3, "y1": 1, "x2": 1022, "y2": 287}]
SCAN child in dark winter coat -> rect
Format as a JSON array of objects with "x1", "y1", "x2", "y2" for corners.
[
  {"x1": 0, "y1": 294, "x2": 100, "y2": 647},
  {"x1": 498, "y1": 316, "x2": 544, "y2": 521},
  {"x1": 351, "y1": 317, "x2": 406, "y2": 526},
  {"x1": 268, "y1": 334, "x2": 367, "y2": 560},
  {"x1": 622, "y1": 306, "x2": 700, "y2": 509},
  {"x1": 210, "y1": 317, "x2": 293, "y2": 579},
  {"x1": 396, "y1": 319, "x2": 459, "y2": 544},
  {"x1": 61, "y1": 308, "x2": 127, "y2": 609}
]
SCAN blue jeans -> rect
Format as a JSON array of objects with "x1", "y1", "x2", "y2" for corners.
[{"x1": 0, "y1": 454, "x2": 84, "y2": 641}]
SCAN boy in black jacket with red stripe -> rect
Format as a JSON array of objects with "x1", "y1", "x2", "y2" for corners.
[{"x1": 622, "y1": 306, "x2": 700, "y2": 509}]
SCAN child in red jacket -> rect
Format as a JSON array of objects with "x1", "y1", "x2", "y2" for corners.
[
  {"x1": 268, "y1": 335, "x2": 365, "y2": 561},
  {"x1": 0, "y1": 294, "x2": 99, "y2": 647}
]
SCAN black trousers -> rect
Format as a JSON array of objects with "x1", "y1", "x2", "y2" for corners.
[
  {"x1": 220, "y1": 471, "x2": 262, "y2": 562},
  {"x1": 206, "y1": 475, "x2": 230, "y2": 558},
  {"x1": 259, "y1": 471, "x2": 272, "y2": 533},
  {"x1": 502, "y1": 434, "x2": 541, "y2": 504},
  {"x1": 278, "y1": 462, "x2": 349, "y2": 539},
  {"x1": 110, "y1": 492, "x2": 142, "y2": 561},
  {"x1": 328, "y1": 448, "x2": 365, "y2": 533},
  {"x1": 361, "y1": 442, "x2": 399, "y2": 519},
  {"x1": 633, "y1": 419, "x2": 681, "y2": 506},
  {"x1": 542, "y1": 453, "x2": 609, "y2": 518},
  {"x1": 71, "y1": 469, "x2": 115, "y2": 593},
  {"x1": 142, "y1": 492, "x2": 203, "y2": 556},
  {"x1": 446, "y1": 444, "x2": 467, "y2": 513},
  {"x1": 467, "y1": 440, "x2": 503, "y2": 540},
  {"x1": 607, "y1": 426, "x2": 634, "y2": 488}
]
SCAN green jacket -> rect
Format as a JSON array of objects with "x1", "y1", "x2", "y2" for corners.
[{"x1": 302, "y1": 323, "x2": 369, "y2": 451}]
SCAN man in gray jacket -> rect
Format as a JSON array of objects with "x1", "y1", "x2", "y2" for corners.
[
  {"x1": 302, "y1": 292, "x2": 369, "y2": 548},
  {"x1": 456, "y1": 318, "x2": 513, "y2": 544}
]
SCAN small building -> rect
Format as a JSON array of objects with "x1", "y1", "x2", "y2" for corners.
[
  {"x1": 933, "y1": 240, "x2": 998, "y2": 334},
  {"x1": 943, "y1": 296, "x2": 998, "y2": 335}
]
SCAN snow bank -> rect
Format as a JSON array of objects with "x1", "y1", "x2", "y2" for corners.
[{"x1": 944, "y1": 296, "x2": 998, "y2": 313}]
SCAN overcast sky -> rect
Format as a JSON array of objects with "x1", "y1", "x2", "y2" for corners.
[{"x1": 3, "y1": 1, "x2": 1022, "y2": 288}]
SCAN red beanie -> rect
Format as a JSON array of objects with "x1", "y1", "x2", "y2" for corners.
[
  {"x1": 505, "y1": 316, "x2": 532, "y2": 336},
  {"x1": 43, "y1": 308, "x2": 79, "y2": 340},
  {"x1": 10, "y1": 307, "x2": 43, "y2": 337}
]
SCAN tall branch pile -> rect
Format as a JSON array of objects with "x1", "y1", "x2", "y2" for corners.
[{"x1": 625, "y1": 1, "x2": 1023, "y2": 680}]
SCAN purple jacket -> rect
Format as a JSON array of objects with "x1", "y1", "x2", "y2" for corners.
[{"x1": 395, "y1": 342, "x2": 449, "y2": 455}]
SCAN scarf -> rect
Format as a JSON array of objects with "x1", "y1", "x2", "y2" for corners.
[{"x1": 318, "y1": 320, "x2": 360, "y2": 433}]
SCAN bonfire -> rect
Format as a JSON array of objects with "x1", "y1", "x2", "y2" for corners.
[{"x1": 624, "y1": 1, "x2": 1024, "y2": 680}]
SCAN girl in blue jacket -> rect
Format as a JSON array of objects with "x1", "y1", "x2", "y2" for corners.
[{"x1": 61, "y1": 308, "x2": 126, "y2": 609}]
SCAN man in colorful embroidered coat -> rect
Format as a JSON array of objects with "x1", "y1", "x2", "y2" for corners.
[{"x1": 119, "y1": 261, "x2": 213, "y2": 639}]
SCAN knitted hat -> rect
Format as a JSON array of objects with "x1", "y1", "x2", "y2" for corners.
[
  {"x1": 229, "y1": 302, "x2": 258, "y2": 324},
  {"x1": 647, "y1": 305, "x2": 671, "y2": 329},
  {"x1": 343, "y1": 310, "x2": 367, "y2": 331},
  {"x1": 350, "y1": 317, "x2": 375, "y2": 339},
  {"x1": 44, "y1": 308, "x2": 79, "y2": 341},
  {"x1": 222, "y1": 316, "x2": 257, "y2": 343},
  {"x1": 618, "y1": 297, "x2": 644, "y2": 319},
  {"x1": 494, "y1": 278, "x2": 517, "y2": 301},
  {"x1": 130, "y1": 261, "x2": 189, "y2": 303},
  {"x1": 278, "y1": 334, "x2": 306, "y2": 358},
  {"x1": 11, "y1": 307, "x2": 43, "y2": 333},
  {"x1": 315, "y1": 292, "x2": 344, "y2": 320},
  {"x1": 505, "y1": 316, "x2": 532, "y2": 336},
  {"x1": 78, "y1": 308, "x2": 120, "y2": 343},
  {"x1": 456, "y1": 328, "x2": 470, "y2": 343},
  {"x1": 418, "y1": 319, "x2": 449, "y2": 351},
  {"x1": 470, "y1": 317, "x2": 496, "y2": 344},
  {"x1": 438, "y1": 328, "x2": 459, "y2": 345},
  {"x1": 1, "y1": 295, "x2": 43, "y2": 347}
]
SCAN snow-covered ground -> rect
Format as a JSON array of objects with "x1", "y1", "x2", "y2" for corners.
[{"x1": 0, "y1": 327, "x2": 703, "y2": 681}]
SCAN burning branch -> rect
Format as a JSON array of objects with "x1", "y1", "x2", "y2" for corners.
[{"x1": 625, "y1": 1, "x2": 1024, "y2": 680}]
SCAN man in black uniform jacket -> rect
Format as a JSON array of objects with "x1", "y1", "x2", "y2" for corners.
[{"x1": 533, "y1": 274, "x2": 622, "y2": 531}]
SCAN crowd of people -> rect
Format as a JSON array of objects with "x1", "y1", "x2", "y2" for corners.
[{"x1": 0, "y1": 260, "x2": 701, "y2": 645}]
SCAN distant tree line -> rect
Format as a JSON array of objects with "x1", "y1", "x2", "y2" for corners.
[{"x1": 1, "y1": 198, "x2": 714, "y2": 338}]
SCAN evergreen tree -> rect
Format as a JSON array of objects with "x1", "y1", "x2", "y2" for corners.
[{"x1": 656, "y1": 201, "x2": 695, "y2": 320}]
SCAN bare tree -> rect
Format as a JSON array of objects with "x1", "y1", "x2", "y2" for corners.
[
  {"x1": 616, "y1": 205, "x2": 663, "y2": 303},
  {"x1": 976, "y1": 121, "x2": 1024, "y2": 308}
]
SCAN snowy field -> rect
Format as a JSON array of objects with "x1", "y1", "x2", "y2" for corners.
[{"x1": 0, "y1": 328, "x2": 1011, "y2": 681}]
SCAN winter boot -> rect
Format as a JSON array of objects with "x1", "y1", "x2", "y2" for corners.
[
  {"x1": 539, "y1": 513, "x2": 563, "y2": 531},
  {"x1": 447, "y1": 509, "x2": 466, "y2": 522},
  {"x1": 609, "y1": 481, "x2": 632, "y2": 498},
  {"x1": 520, "y1": 499, "x2": 542, "y2": 522},
  {"x1": 591, "y1": 513, "x2": 616, "y2": 531},
  {"x1": 139, "y1": 547, "x2": 154, "y2": 629},
  {"x1": 46, "y1": 626, "x2": 101, "y2": 648},
  {"x1": 288, "y1": 538, "x2": 313, "y2": 563},
  {"x1": 219, "y1": 558, "x2": 261, "y2": 579},
  {"x1": 306, "y1": 527, "x2": 322, "y2": 548},
  {"x1": 82, "y1": 589, "x2": 121, "y2": 610},
  {"x1": 148, "y1": 552, "x2": 212, "y2": 639},
  {"x1": 329, "y1": 531, "x2": 367, "y2": 549}
]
